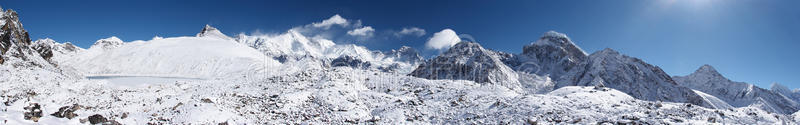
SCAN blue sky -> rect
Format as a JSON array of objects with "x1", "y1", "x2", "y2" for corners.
[{"x1": 2, "y1": 0, "x2": 799, "y2": 89}]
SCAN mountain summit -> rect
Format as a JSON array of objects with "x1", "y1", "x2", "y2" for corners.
[
  {"x1": 197, "y1": 24, "x2": 233, "y2": 40},
  {"x1": 512, "y1": 31, "x2": 587, "y2": 78},
  {"x1": 410, "y1": 42, "x2": 524, "y2": 90},
  {"x1": 0, "y1": 8, "x2": 53, "y2": 68}
]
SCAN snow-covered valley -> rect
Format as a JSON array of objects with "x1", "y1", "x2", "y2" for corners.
[{"x1": 2, "y1": 6, "x2": 800, "y2": 124}]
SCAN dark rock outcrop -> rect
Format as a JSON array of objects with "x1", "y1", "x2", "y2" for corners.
[
  {"x1": 23, "y1": 103, "x2": 42, "y2": 122},
  {"x1": 51, "y1": 104, "x2": 82, "y2": 119}
]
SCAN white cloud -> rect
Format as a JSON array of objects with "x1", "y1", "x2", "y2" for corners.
[
  {"x1": 312, "y1": 14, "x2": 349, "y2": 29},
  {"x1": 395, "y1": 27, "x2": 426, "y2": 37},
  {"x1": 425, "y1": 29, "x2": 461, "y2": 50},
  {"x1": 347, "y1": 26, "x2": 375, "y2": 37}
]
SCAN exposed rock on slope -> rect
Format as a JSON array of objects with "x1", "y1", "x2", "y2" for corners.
[
  {"x1": 33, "y1": 38, "x2": 83, "y2": 61},
  {"x1": 0, "y1": 8, "x2": 55, "y2": 69},
  {"x1": 197, "y1": 24, "x2": 233, "y2": 40},
  {"x1": 557, "y1": 48, "x2": 711, "y2": 107},
  {"x1": 673, "y1": 65, "x2": 800, "y2": 114}
]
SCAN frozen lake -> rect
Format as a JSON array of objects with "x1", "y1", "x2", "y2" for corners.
[{"x1": 87, "y1": 75, "x2": 204, "y2": 88}]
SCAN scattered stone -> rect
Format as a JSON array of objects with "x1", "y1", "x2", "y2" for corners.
[
  {"x1": 201, "y1": 98, "x2": 214, "y2": 103},
  {"x1": 23, "y1": 103, "x2": 42, "y2": 122},
  {"x1": 88, "y1": 114, "x2": 108, "y2": 124},
  {"x1": 51, "y1": 104, "x2": 81, "y2": 119},
  {"x1": 172, "y1": 102, "x2": 184, "y2": 110}
]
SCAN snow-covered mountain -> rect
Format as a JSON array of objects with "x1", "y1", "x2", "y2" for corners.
[
  {"x1": 386, "y1": 46, "x2": 423, "y2": 64},
  {"x1": 410, "y1": 42, "x2": 519, "y2": 85},
  {"x1": 771, "y1": 83, "x2": 800, "y2": 103},
  {"x1": 510, "y1": 31, "x2": 587, "y2": 78},
  {"x1": 0, "y1": 8, "x2": 62, "y2": 73},
  {"x1": 409, "y1": 41, "x2": 553, "y2": 93},
  {"x1": 556, "y1": 48, "x2": 711, "y2": 107},
  {"x1": 233, "y1": 27, "x2": 423, "y2": 74},
  {"x1": 32, "y1": 38, "x2": 84, "y2": 62},
  {"x1": 197, "y1": 24, "x2": 234, "y2": 40},
  {"x1": 673, "y1": 65, "x2": 800, "y2": 114}
]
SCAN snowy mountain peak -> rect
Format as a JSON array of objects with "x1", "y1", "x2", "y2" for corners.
[
  {"x1": 387, "y1": 46, "x2": 423, "y2": 63},
  {"x1": 34, "y1": 38, "x2": 56, "y2": 44},
  {"x1": 528, "y1": 31, "x2": 587, "y2": 55},
  {"x1": 557, "y1": 47, "x2": 712, "y2": 108},
  {"x1": 693, "y1": 64, "x2": 723, "y2": 77},
  {"x1": 673, "y1": 65, "x2": 800, "y2": 114},
  {"x1": 410, "y1": 41, "x2": 522, "y2": 89},
  {"x1": 90, "y1": 36, "x2": 124, "y2": 50},
  {"x1": 196, "y1": 24, "x2": 232, "y2": 40},
  {"x1": 513, "y1": 31, "x2": 588, "y2": 77},
  {"x1": 542, "y1": 30, "x2": 568, "y2": 38}
]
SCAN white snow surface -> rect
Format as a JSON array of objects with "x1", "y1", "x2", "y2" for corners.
[
  {"x1": 3, "y1": 65, "x2": 798, "y2": 124},
  {"x1": 58, "y1": 36, "x2": 280, "y2": 78}
]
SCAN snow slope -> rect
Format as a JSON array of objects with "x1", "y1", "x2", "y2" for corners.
[{"x1": 58, "y1": 36, "x2": 280, "y2": 78}]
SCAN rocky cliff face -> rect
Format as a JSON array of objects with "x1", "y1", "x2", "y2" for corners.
[
  {"x1": 557, "y1": 48, "x2": 711, "y2": 108},
  {"x1": 673, "y1": 65, "x2": 800, "y2": 114},
  {"x1": 0, "y1": 8, "x2": 53, "y2": 68}
]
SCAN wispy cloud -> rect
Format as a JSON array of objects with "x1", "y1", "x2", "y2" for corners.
[
  {"x1": 347, "y1": 26, "x2": 375, "y2": 37},
  {"x1": 311, "y1": 14, "x2": 349, "y2": 29},
  {"x1": 395, "y1": 27, "x2": 426, "y2": 37}
]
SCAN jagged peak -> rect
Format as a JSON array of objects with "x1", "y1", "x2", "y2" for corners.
[
  {"x1": 203, "y1": 24, "x2": 215, "y2": 30},
  {"x1": 524, "y1": 31, "x2": 588, "y2": 56},
  {"x1": 532, "y1": 31, "x2": 571, "y2": 46},
  {"x1": 196, "y1": 24, "x2": 232, "y2": 40},
  {"x1": 692, "y1": 64, "x2": 723, "y2": 77}
]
